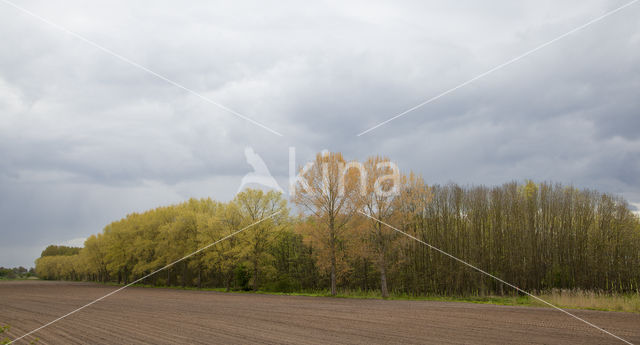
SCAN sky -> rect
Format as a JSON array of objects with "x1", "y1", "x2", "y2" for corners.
[{"x1": 1, "y1": 0, "x2": 639, "y2": 267}]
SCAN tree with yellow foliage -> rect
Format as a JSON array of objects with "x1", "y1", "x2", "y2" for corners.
[{"x1": 292, "y1": 151, "x2": 360, "y2": 295}]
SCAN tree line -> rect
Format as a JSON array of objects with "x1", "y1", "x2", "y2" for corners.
[
  {"x1": 0, "y1": 266, "x2": 35, "y2": 280},
  {"x1": 36, "y1": 153, "x2": 640, "y2": 296}
]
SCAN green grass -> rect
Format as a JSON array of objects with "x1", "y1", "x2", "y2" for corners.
[
  {"x1": 532, "y1": 289, "x2": 640, "y2": 313},
  {"x1": 0, "y1": 324, "x2": 38, "y2": 345},
  {"x1": 96, "y1": 282, "x2": 639, "y2": 313},
  {"x1": 0, "y1": 276, "x2": 39, "y2": 281},
  {"x1": 1, "y1": 324, "x2": 10, "y2": 345}
]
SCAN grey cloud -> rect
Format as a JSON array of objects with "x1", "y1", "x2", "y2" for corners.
[{"x1": 1, "y1": 0, "x2": 639, "y2": 266}]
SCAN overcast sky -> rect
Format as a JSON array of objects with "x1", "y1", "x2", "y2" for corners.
[{"x1": 1, "y1": 0, "x2": 639, "y2": 267}]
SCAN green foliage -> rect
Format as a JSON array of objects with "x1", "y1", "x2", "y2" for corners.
[
  {"x1": 385, "y1": 182, "x2": 640, "y2": 295},
  {"x1": 1, "y1": 324, "x2": 9, "y2": 345},
  {"x1": 0, "y1": 266, "x2": 35, "y2": 280},
  {"x1": 234, "y1": 263, "x2": 251, "y2": 291},
  {"x1": 40, "y1": 245, "x2": 81, "y2": 257},
  {"x1": 33, "y1": 190, "x2": 309, "y2": 291},
  {"x1": 34, "y1": 181, "x2": 640, "y2": 297},
  {"x1": 264, "y1": 275, "x2": 301, "y2": 293}
]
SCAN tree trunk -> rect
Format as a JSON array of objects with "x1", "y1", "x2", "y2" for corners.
[
  {"x1": 182, "y1": 262, "x2": 187, "y2": 288},
  {"x1": 253, "y1": 257, "x2": 259, "y2": 291},
  {"x1": 376, "y1": 221, "x2": 389, "y2": 298},
  {"x1": 330, "y1": 260, "x2": 337, "y2": 295},
  {"x1": 225, "y1": 270, "x2": 232, "y2": 292},
  {"x1": 330, "y1": 224, "x2": 338, "y2": 296},
  {"x1": 363, "y1": 259, "x2": 368, "y2": 291},
  {"x1": 379, "y1": 250, "x2": 389, "y2": 298}
]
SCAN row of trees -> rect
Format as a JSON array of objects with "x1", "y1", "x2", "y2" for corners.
[
  {"x1": 36, "y1": 189, "x2": 305, "y2": 291},
  {"x1": 0, "y1": 266, "x2": 35, "y2": 279},
  {"x1": 36, "y1": 152, "x2": 640, "y2": 296}
]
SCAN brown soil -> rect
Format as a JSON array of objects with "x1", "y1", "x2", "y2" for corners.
[{"x1": 1, "y1": 281, "x2": 638, "y2": 344}]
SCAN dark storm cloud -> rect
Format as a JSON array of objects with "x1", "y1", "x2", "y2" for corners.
[{"x1": 1, "y1": 0, "x2": 639, "y2": 266}]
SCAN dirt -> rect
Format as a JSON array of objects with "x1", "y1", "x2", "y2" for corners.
[{"x1": 0, "y1": 281, "x2": 638, "y2": 344}]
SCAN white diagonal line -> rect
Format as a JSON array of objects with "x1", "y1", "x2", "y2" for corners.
[
  {"x1": 0, "y1": 0, "x2": 283, "y2": 137},
  {"x1": 358, "y1": 210, "x2": 634, "y2": 345},
  {"x1": 7, "y1": 210, "x2": 282, "y2": 345},
  {"x1": 357, "y1": 0, "x2": 640, "y2": 136}
]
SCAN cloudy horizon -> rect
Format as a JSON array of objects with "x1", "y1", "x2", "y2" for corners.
[{"x1": 1, "y1": 0, "x2": 639, "y2": 267}]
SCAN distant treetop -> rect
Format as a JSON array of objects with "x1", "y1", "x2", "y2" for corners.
[{"x1": 40, "y1": 245, "x2": 82, "y2": 257}]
